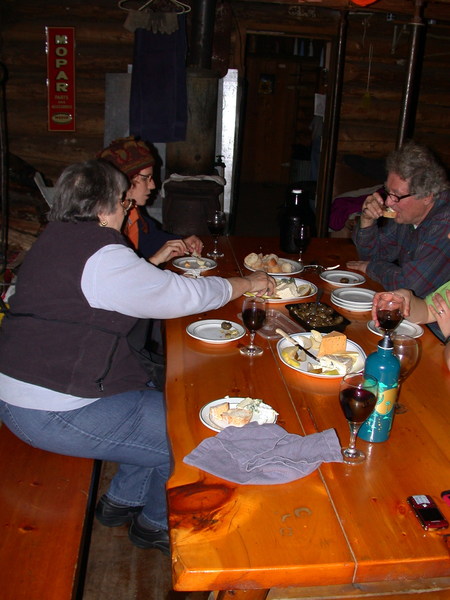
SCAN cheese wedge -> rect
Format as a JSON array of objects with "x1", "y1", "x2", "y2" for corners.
[
  {"x1": 319, "y1": 352, "x2": 359, "y2": 375},
  {"x1": 318, "y1": 331, "x2": 347, "y2": 357}
]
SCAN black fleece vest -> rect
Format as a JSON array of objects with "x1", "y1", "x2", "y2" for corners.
[{"x1": 0, "y1": 221, "x2": 150, "y2": 397}]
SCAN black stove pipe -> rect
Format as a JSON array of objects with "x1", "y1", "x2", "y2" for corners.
[
  {"x1": 189, "y1": 0, "x2": 217, "y2": 69},
  {"x1": 166, "y1": 0, "x2": 220, "y2": 176}
]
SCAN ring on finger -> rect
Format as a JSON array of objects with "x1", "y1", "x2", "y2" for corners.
[{"x1": 438, "y1": 309, "x2": 445, "y2": 315}]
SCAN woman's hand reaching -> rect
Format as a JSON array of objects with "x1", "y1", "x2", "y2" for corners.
[
  {"x1": 148, "y1": 240, "x2": 190, "y2": 266},
  {"x1": 183, "y1": 235, "x2": 204, "y2": 256}
]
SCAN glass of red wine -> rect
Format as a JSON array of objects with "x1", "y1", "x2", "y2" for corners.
[
  {"x1": 391, "y1": 333, "x2": 419, "y2": 414},
  {"x1": 240, "y1": 296, "x2": 266, "y2": 356},
  {"x1": 293, "y1": 223, "x2": 311, "y2": 268},
  {"x1": 206, "y1": 210, "x2": 226, "y2": 258},
  {"x1": 375, "y1": 292, "x2": 405, "y2": 340},
  {"x1": 339, "y1": 373, "x2": 378, "y2": 464}
]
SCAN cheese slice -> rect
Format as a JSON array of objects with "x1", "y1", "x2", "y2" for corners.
[
  {"x1": 317, "y1": 331, "x2": 347, "y2": 357},
  {"x1": 319, "y1": 352, "x2": 359, "y2": 375}
]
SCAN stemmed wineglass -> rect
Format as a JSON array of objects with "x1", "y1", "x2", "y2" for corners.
[
  {"x1": 391, "y1": 333, "x2": 419, "y2": 414},
  {"x1": 207, "y1": 210, "x2": 226, "y2": 258},
  {"x1": 240, "y1": 296, "x2": 266, "y2": 356},
  {"x1": 375, "y1": 292, "x2": 405, "y2": 340},
  {"x1": 339, "y1": 373, "x2": 378, "y2": 464},
  {"x1": 293, "y1": 223, "x2": 311, "y2": 268}
]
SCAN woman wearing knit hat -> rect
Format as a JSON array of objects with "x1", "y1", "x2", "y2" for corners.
[{"x1": 98, "y1": 136, "x2": 203, "y2": 263}]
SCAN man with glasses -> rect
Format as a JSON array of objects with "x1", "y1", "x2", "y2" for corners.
[{"x1": 347, "y1": 141, "x2": 450, "y2": 298}]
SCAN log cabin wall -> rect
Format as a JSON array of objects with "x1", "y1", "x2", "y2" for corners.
[
  {"x1": 1, "y1": 0, "x2": 449, "y2": 190},
  {"x1": 228, "y1": 2, "x2": 450, "y2": 180},
  {"x1": 0, "y1": 0, "x2": 135, "y2": 183}
]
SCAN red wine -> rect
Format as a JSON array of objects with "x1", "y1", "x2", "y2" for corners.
[
  {"x1": 207, "y1": 222, "x2": 225, "y2": 236},
  {"x1": 242, "y1": 307, "x2": 266, "y2": 331},
  {"x1": 377, "y1": 309, "x2": 402, "y2": 331},
  {"x1": 340, "y1": 387, "x2": 377, "y2": 423}
]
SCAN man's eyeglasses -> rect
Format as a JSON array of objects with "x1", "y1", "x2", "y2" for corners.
[
  {"x1": 137, "y1": 172, "x2": 153, "y2": 183},
  {"x1": 120, "y1": 197, "x2": 135, "y2": 211},
  {"x1": 383, "y1": 185, "x2": 413, "y2": 203}
]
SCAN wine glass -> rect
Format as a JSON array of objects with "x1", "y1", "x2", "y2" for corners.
[
  {"x1": 240, "y1": 296, "x2": 266, "y2": 356},
  {"x1": 375, "y1": 292, "x2": 405, "y2": 340},
  {"x1": 207, "y1": 210, "x2": 226, "y2": 258},
  {"x1": 339, "y1": 373, "x2": 378, "y2": 464},
  {"x1": 392, "y1": 333, "x2": 419, "y2": 414},
  {"x1": 293, "y1": 223, "x2": 311, "y2": 268}
]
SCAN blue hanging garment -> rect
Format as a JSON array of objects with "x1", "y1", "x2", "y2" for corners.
[{"x1": 129, "y1": 14, "x2": 187, "y2": 142}]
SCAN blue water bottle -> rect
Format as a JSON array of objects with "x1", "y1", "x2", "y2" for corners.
[{"x1": 358, "y1": 335, "x2": 400, "y2": 443}]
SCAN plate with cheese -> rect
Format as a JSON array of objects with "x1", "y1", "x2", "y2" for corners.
[
  {"x1": 245, "y1": 276, "x2": 317, "y2": 303},
  {"x1": 276, "y1": 330, "x2": 366, "y2": 378},
  {"x1": 200, "y1": 397, "x2": 279, "y2": 432},
  {"x1": 172, "y1": 256, "x2": 217, "y2": 271}
]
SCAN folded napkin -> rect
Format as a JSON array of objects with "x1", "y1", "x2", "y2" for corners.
[{"x1": 183, "y1": 422, "x2": 343, "y2": 484}]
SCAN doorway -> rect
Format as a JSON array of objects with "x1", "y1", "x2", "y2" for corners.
[{"x1": 233, "y1": 33, "x2": 328, "y2": 236}]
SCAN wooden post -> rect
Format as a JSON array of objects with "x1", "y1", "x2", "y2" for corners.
[
  {"x1": 316, "y1": 10, "x2": 348, "y2": 238},
  {"x1": 396, "y1": 0, "x2": 427, "y2": 148}
]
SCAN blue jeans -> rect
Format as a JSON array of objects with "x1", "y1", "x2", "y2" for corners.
[{"x1": 0, "y1": 389, "x2": 170, "y2": 530}]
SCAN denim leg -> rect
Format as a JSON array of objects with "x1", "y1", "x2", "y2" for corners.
[{"x1": 0, "y1": 389, "x2": 170, "y2": 529}]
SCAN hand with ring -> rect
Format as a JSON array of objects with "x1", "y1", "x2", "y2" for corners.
[
  {"x1": 430, "y1": 290, "x2": 450, "y2": 339},
  {"x1": 360, "y1": 190, "x2": 385, "y2": 227}
]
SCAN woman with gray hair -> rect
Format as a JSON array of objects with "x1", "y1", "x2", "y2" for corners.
[
  {"x1": 0, "y1": 159, "x2": 275, "y2": 555},
  {"x1": 347, "y1": 140, "x2": 450, "y2": 298}
]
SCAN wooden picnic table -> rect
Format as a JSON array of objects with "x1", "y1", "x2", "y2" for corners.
[{"x1": 165, "y1": 236, "x2": 450, "y2": 600}]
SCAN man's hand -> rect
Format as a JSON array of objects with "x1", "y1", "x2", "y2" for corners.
[
  {"x1": 359, "y1": 190, "x2": 384, "y2": 227},
  {"x1": 346, "y1": 260, "x2": 369, "y2": 274}
]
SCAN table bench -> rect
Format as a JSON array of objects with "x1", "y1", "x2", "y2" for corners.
[{"x1": 0, "y1": 424, "x2": 98, "y2": 600}]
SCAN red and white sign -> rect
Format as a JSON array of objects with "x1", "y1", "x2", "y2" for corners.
[{"x1": 46, "y1": 27, "x2": 76, "y2": 132}]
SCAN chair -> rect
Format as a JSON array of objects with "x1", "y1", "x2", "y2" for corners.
[{"x1": 34, "y1": 171, "x2": 55, "y2": 207}]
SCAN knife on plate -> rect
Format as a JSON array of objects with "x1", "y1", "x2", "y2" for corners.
[{"x1": 275, "y1": 328, "x2": 319, "y2": 363}]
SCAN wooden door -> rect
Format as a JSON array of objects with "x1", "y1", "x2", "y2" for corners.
[{"x1": 240, "y1": 55, "x2": 300, "y2": 185}]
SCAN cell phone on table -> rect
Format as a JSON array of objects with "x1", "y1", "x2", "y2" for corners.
[{"x1": 407, "y1": 495, "x2": 449, "y2": 530}]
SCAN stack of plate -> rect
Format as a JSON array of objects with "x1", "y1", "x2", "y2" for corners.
[{"x1": 331, "y1": 287, "x2": 376, "y2": 313}]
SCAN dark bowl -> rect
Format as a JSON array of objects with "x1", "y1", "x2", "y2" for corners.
[{"x1": 285, "y1": 302, "x2": 350, "y2": 333}]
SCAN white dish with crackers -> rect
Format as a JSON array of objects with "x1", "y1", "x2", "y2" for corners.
[
  {"x1": 173, "y1": 256, "x2": 217, "y2": 272},
  {"x1": 200, "y1": 397, "x2": 278, "y2": 432},
  {"x1": 244, "y1": 276, "x2": 317, "y2": 303},
  {"x1": 244, "y1": 252, "x2": 303, "y2": 275},
  {"x1": 277, "y1": 330, "x2": 366, "y2": 378}
]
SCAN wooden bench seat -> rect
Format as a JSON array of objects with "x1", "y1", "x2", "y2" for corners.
[{"x1": 0, "y1": 424, "x2": 98, "y2": 600}]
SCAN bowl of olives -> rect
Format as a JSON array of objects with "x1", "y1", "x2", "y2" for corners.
[{"x1": 285, "y1": 302, "x2": 350, "y2": 333}]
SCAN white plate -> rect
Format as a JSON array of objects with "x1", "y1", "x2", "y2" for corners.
[
  {"x1": 276, "y1": 332, "x2": 366, "y2": 379},
  {"x1": 320, "y1": 270, "x2": 366, "y2": 287},
  {"x1": 331, "y1": 298, "x2": 372, "y2": 309},
  {"x1": 330, "y1": 297, "x2": 372, "y2": 313},
  {"x1": 331, "y1": 287, "x2": 376, "y2": 305},
  {"x1": 200, "y1": 397, "x2": 278, "y2": 432},
  {"x1": 367, "y1": 319, "x2": 424, "y2": 338},
  {"x1": 245, "y1": 276, "x2": 318, "y2": 303},
  {"x1": 186, "y1": 319, "x2": 245, "y2": 344},
  {"x1": 173, "y1": 257, "x2": 217, "y2": 272},
  {"x1": 244, "y1": 258, "x2": 304, "y2": 276}
]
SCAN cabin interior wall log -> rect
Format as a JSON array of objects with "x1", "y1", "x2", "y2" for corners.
[{"x1": 1, "y1": 0, "x2": 450, "y2": 199}]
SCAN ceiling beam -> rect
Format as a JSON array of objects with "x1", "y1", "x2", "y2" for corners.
[{"x1": 232, "y1": 0, "x2": 450, "y2": 22}]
